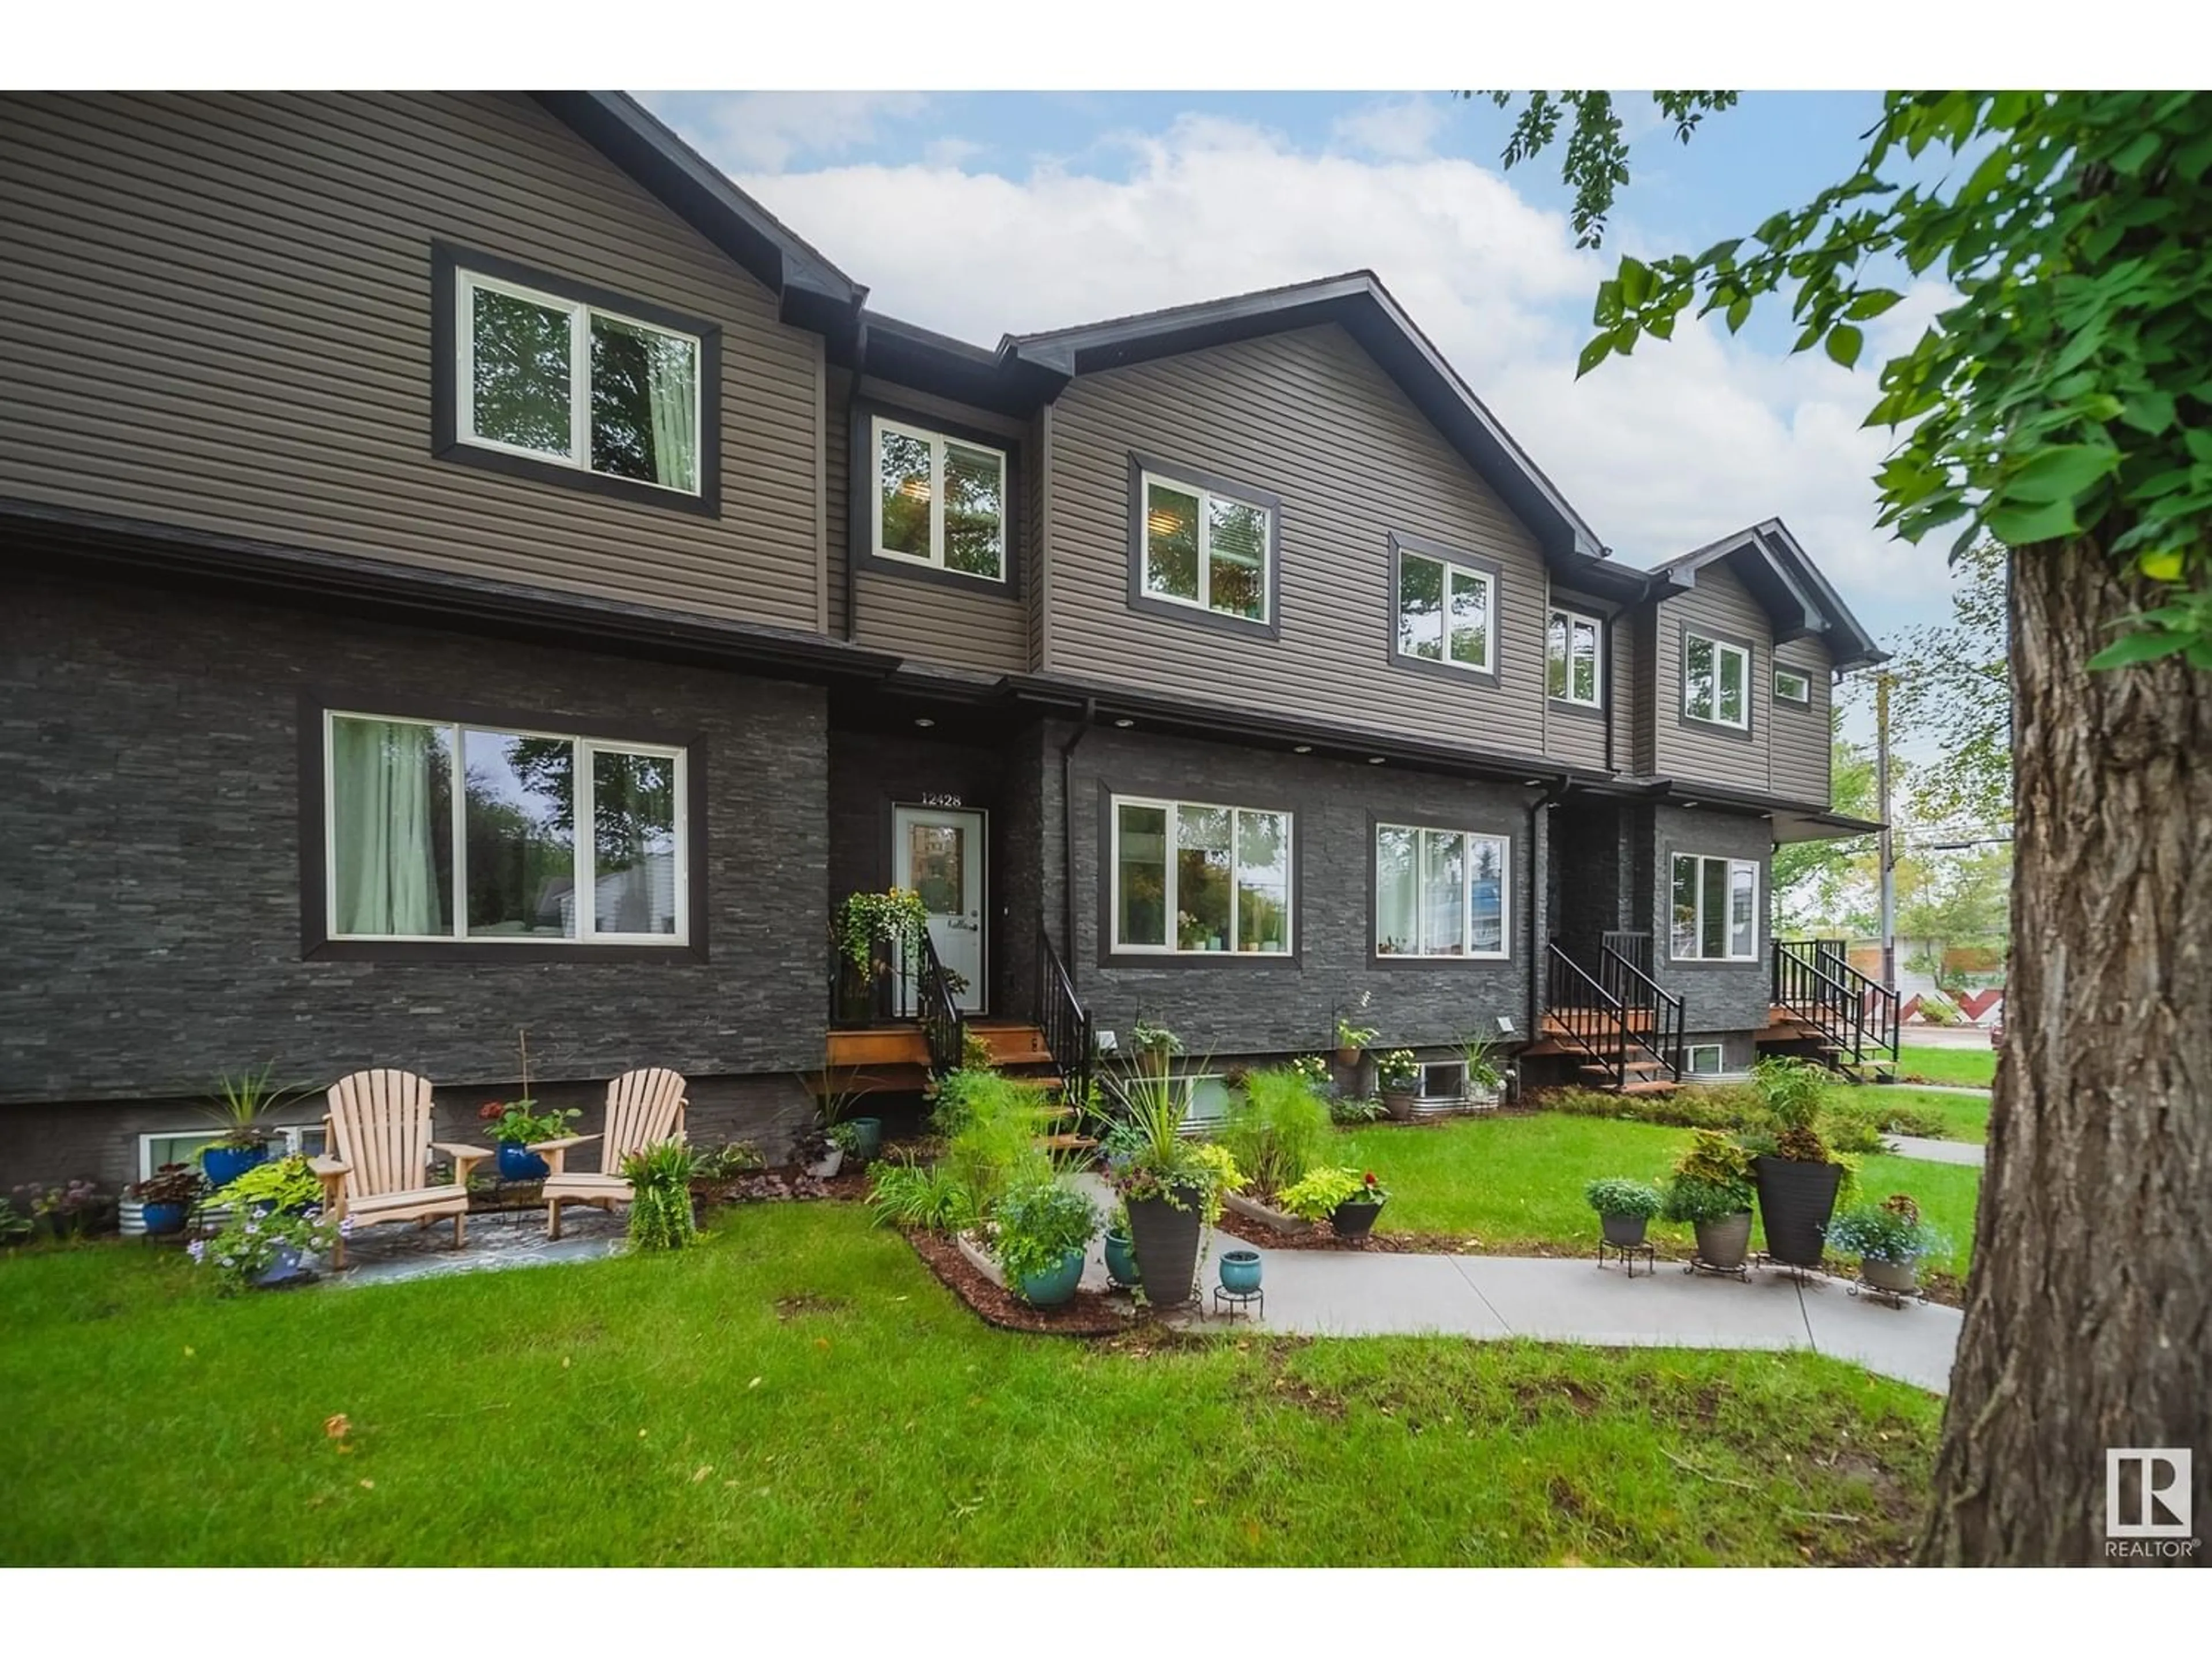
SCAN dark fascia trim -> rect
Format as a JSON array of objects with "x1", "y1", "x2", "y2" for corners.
[
  {"x1": 857, "y1": 312, "x2": 1068, "y2": 418},
  {"x1": 2, "y1": 497, "x2": 902, "y2": 689},
  {"x1": 1124, "y1": 453, "x2": 1283, "y2": 643},
  {"x1": 430, "y1": 242, "x2": 724, "y2": 519},
  {"x1": 297, "y1": 687, "x2": 711, "y2": 964},
  {"x1": 1385, "y1": 530, "x2": 1503, "y2": 689},
  {"x1": 1012, "y1": 274, "x2": 1610, "y2": 569},
  {"x1": 531, "y1": 92, "x2": 865, "y2": 350},
  {"x1": 1093, "y1": 779, "x2": 1305, "y2": 970},
  {"x1": 1675, "y1": 620, "x2": 1759, "y2": 745},
  {"x1": 1363, "y1": 808, "x2": 1525, "y2": 970},
  {"x1": 999, "y1": 671, "x2": 1605, "y2": 790},
  {"x1": 847, "y1": 396, "x2": 1026, "y2": 602},
  {"x1": 1653, "y1": 518, "x2": 1889, "y2": 670}
]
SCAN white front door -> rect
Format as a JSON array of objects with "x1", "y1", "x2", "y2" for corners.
[{"x1": 892, "y1": 805, "x2": 986, "y2": 1014}]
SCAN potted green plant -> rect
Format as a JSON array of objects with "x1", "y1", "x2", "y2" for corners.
[
  {"x1": 1457, "y1": 1032, "x2": 1506, "y2": 1111},
  {"x1": 1745, "y1": 1058, "x2": 1850, "y2": 1268},
  {"x1": 1334, "y1": 994, "x2": 1377, "y2": 1067},
  {"x1": 834, "y1": 888, "x2": 931, "y2": 1021},
  {"x1": 1584, "y1": 1176, "x2": 1662, "y2": 1247},
  {"x1": 1101, "y1": 1028, "x2": 1242, "y2": 1308},
  {"x1": 990, "y1": 1177, "x2": 1101, "y2": 1306},
  {"x1": 1275, "y1": 1166, "x2": 1389, "y2": 1237},
  {"x1": 478, "y1": 1099, "x2": 583, "y2": 1181},
  {"x1": 191, "y1": 1157, "x2": 339, "y2": 1291},
  {"x1": 199, "y1": 1063, "x2": 305, "y2": 1188},
  {"x1": 621, "y1": 1141, "x2": 700, "y2": 1252},
  {"x1": 1661, "y1": 1131, "x2": 1758, "y2": 1270},
  {"x1": 1824, "y1": 1194, "x2": 1946, "y2": 1294},
  {"x1": 131, "y1": 1163, "x2": 203, "y2": 1237},
  {"x1": 1101, "y1": 1200, "x2": 1139, "y2": 1290},
  {"x1": 1376, "y1": 1049, "x2": 1422, "y2": 1121}
]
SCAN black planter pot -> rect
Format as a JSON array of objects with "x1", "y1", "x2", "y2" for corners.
[
  {"x1": 1124, "y1": 1191, "x2": 1204, "y2": 1307},
  {"x1": 1331, "y1": 1199, "x2": 1383, "y2": 1238},
  {"x1": 1600, "y1": 1211, "x2": 1649, "y2": 1247},
  {"x1": 1753, "y1": 1156, "x2": 1844, "y2": 1267}
]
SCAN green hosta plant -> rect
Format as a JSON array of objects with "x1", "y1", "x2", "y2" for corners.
[
  {"x1": 1328, "y1": 1094, "x2": 1388, "y2": 1125},
  {"x1": 620, "y1": 1141, "x2": 699, "y2": 1252},
  {"x1": 1825, "y1": 1195, "x2": 1947, "y2": 1265},
  {"x1": 689, "y1": 1139, "x2": 765, "y2": 1181},
  {"x1": 1276, "y1": 1166, "x2": 1386, "y2": 1221},
  {"x1": 990, "y1": 1178, "x2": 1101, "y2": 1289},
  {"x1": 211, "y1": 1153, "x2": 326, "y2": 1214},
  {"x1": 1583, "y1": 1177, "x2": 1662, "y2": 1221}
]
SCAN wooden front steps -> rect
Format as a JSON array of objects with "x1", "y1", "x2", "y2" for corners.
[{"x1": 823, "y1": 1020, "x2": 1055, "y2": 1073}]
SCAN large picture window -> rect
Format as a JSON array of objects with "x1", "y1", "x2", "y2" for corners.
[
  {"x1": 1374, "y1": 824, "x2": 1509, "y2": 958},
  {"x1": 1111, "y1": 796, "x2": 1292, "y2": 955},
  {"x1": 1395, "y1": 545, "x2": 1494, "y2": 674},
  {"x1": 1547, "y1": 607, "x2": 1603, "y2": 706},
  {"x1": 1671, "y1": 853, "x2": 1759, "y2": 961},
  {"x1": 1136, "y1": 469, "x2": 1273, "y2": 624},
  {"x1": 873, "y1": 415, "x2": 1008, "y2": 582},
  {"x1": 325, "y1": 711, "x2": 687, "y2": 946},
  {"x1": 1683, "y1": 630, "x2": 1751, "y2": 729}
]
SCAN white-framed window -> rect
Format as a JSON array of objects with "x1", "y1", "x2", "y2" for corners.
[
  {"x1": 456, "y1": 267, "x2": 702, "y2": 495},
  {"x1": 1109, "y1": 796, "x2": 1292, "y2": 955},
  {"x1": 1138, "y1": 472, "x2": 1271, "y2": 623},
  {"x1": 1683, "y1": 631, "x2": 1751, "y2": 728},
  {"x1": 1374, "y1": 824, "x2": 1509, "y2": 958},
  {"x1": 1773, "y1": 666, "x2": 1812, "y2": 704},
  {"x1": 324, "y1": 711, "x2": 687, "y2": 946},
  {"x1": 1396, "y1": 549, "x2": 1494, "y2": 673},
  {"x1": 872, "y1": 414, "x2": 1008, "y2": 582},
  {"x1": 137, "y1": 1124, "x2": 327, "y2": 1181},
  {"x1": 1419, "y1": 1060, "x2": 1467, "y2": 1099},
  {"x1": 1671, "y1": 853, "x2": 1760, "y2": 961},
  {"x1": 1547, "y1": 606, "x2": 1603, "y2": 706},
  {"x1": 1685, "y1": 1043, "x2": 1726, "y2": 1076}
]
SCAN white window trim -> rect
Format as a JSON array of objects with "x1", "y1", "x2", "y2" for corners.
[
  {"x1": 1398, "y1": 550, "x2": 1495, "y2": 675},
  {"x1": 1683, "y1": 631, "x2": 1752, "y2": 729},
  {"x1": 1671, "y1": 852, "x2": 1761, "y2": 963},
  {"x1": 454, "y1": 268, "x2": 703, "y2": 497},
  {"x1": 1108, "y1": 793, "x2": 1294, "y2": 956},
  {"x1": 870, "y1": 414, "x2": 1009, "y2": 582},
  {"x1": 1773, "y1": 666, "x2": 1812, "y2": 704},
  {"x1": 1548, "y1": 605, "x2": 1604, "y2": 706},
  {"x1": 1373, "y1": 822, "x2": 1512, "y2": 960},
  {"x1": 1138, "y1": 471, "x2": 1274, "y2": 623},
  {"x1": 324, "y1": 709, "x2": 690, "y2": 948},
  {"x1": 1685, "y1": 1043, "x2": 1726, "y2": 1077},
  {"x1": 137, "y1": 1125, "x2": 326, "y2": 1183},
  {"x1": 1418, "y1": 1060, "x2": 1467, "y2": 1099}
]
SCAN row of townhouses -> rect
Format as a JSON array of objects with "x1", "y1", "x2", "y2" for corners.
[{"x1": 0, "y1": 92, "x2": 1891, "y2": 1188}]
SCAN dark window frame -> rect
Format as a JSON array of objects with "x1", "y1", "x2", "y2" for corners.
[
  {"x1": 1093, "y1": 779, "x2": 1303, "y2": 969},
  {"x1": 1124, "y1": 453, "x2": 1283, "y2": 642},
  {"x1": 849, "y1": 396, "x2": 1025, "y2": 599},
  {"x1": 297, "y1": 688, "x2": 710, "y2": 964},
  {"x1": 1675, "y1": 620, "x2": 1759, "y2": 743},
  {"x1": 430, "y1": 242, "x2": 724, "y2": 519},
  {"x1": 1387, "y1": 531, "x2": 1503, "y2": 689},
  {"x1": 1365, "y1": 810, "x2": 1517, "y2": 967}
]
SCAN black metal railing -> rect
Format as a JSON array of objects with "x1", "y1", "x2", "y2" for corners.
[
  {"x1": 1772, "y1": 938, "x2": 1900, "y2": 1070},
  {"x1": 1035, "y1": 926, "x2": 1093, "y2": 1111},
  {"x1": 1600, "y1": 929, "x2": 1654, "y2": 980},
  {"x1": 827, "y1": 926, "x2": 925, "y2": 1028},
  {"x1": 916, "y1": 930, "x2": 965, "y2": 1077},
  {"x1": 1546, "y1": 942, "x2": 1628, "y2": 1089},
  {"x1": 1599, "y1": 936, "x2": 1684, "y2": 1081}
]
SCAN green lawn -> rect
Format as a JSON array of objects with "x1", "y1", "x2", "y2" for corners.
[
  {"x1": 0, "y1": 1203, "x2": 1941, "y2": 1566},
  {"x1": 1339, "y1": 1113, "x2": 1979, "y2": 1277},
  {"x1": 1895, "y1": 1044, "x2": 1997, "y2": 1089},
  {"x1": 1831, "y1": 1083, "x2": 1992, "y2": 1145}
]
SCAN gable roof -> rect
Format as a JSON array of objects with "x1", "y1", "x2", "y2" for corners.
[{"x1": 1650, "y1": 520, "x2": 1888, "y2": 669}]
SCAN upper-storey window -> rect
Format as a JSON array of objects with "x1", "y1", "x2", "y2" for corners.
[
  {"x1": 873, "y1": 415, "x2": 1008, "y2": 582},
  {"x1": 1683, "y1": 629, "x2": 1751, "y2": 729},
  {"x1": 1111, "y1": 796, "x2": 1292, "y2": 955},
  {"x1": 1773, "y1": 665, "x2": 1813, "y2": 704},
  {"x1": 1389, "y1": 533, "x2": 1498, "y2": 682},
  {"x1": 1547, "y1": 606, "x2": 1603, "y2": 707},
  {"x1": 1127, "y1": 459, "x2": 1279, "y2": 635},
  {"x1": 434, "y1": 246, "x2": 719, "y2": 514}
]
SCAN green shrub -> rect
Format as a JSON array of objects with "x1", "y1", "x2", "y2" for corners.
[
  {"x1": 991, "y1": 1179, "x2": 1100, "y2": 1288},
  {"x1": 1583, "y1": 1177, "x2": 1662, "y2": 1219},
  {"x1": 867, "y1": 1155, "x2": 978, "y2": 1234},
  {"x1": 934, "y1": 1070, "x2": 1052, "y2": 1215},
  {"x1": 1915, "y1": 993, "x2": 1962, "y2": 1027},
  {"x1": 690, "y1": 1139, "x2": 766, "y2": 1180},
  {"x1": 620, "y1": 1141, "x2": 699, "y2": 1251},
  {"x1": 1220, "y1": 1066, "x2": 1332, "y2": 1197},
  {"x1": 1868, "y1": 1101, "x2": 1951, "y2": 1139},
  {"x1": 1541, "y1": 1084, "x2": 1776, "y2": 1137},
  {"x1": 1328, "y1": 1095, "x2": 1387, "y2": 1126}
]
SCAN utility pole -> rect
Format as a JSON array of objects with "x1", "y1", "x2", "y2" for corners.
[{"x1": 1875, "y1": 669, "x2": 1896, "y2": 989}]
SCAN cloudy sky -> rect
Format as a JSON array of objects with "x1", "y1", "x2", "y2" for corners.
[{"x1": 641, "y1": 90, "x2": 1965, "y2": 657}]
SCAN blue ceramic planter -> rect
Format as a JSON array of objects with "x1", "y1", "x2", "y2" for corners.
[
  {"x1": 252, "y1": 1243, "x2": 310, "y2": 1289},
  {"x1": 201, "y1": 1142, "x2": 268, "y2": 1191},
  {"x1": 1017, "y1": 1248, "x2": 1086, "y2": 1307},
  {"x1": 141, "y1": 1201, "x2": 188, "y2": 1237},
  {"x1": 1219, "y1": 1248, "x2": 1263, "y2": 1293},
  {"x1": 497, "y1": 1143, "x2": 550, "y2": 1182},
  {"x1": 1103, "y1": 1231, "x2": 1140, "y2": 1290}
]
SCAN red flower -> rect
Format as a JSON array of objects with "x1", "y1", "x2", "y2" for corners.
[
  {"x1": 1363, "y1": 1171, "x2": 1377, "y2": 1184},
  {"x1": 478, "y1": 1101, "x2": 506, "y2": 1121}
]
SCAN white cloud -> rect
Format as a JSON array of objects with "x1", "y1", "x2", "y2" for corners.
[
  {"x1": 721, "y1": 111, "x2": 1948, "y2": 642},
  {"x1": 1330, "y1": 96, "x2": 1447, "y2": 160},
  {"x1": 667, "y1": 92, "x2": 929, "y2": 172}
]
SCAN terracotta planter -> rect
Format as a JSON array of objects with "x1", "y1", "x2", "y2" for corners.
[
  {"x1": 1335, "y1": 1045, "x2": 1361, "y2": 1068},
  {"x1": 1753, "y1": 1156, "x2": 1844, "y2": 1267},
  {"x1": 1694, "y1": 1211, "x2": 1753, "y2": 1270},
  {"x1": 1124, "y1": 1191, "x2": 1204, "y2": 1308}
]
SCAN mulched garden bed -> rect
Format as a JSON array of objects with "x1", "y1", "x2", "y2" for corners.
[{"x1": 902, "y1": 1228, "x2": 1132, "y2": 1336}]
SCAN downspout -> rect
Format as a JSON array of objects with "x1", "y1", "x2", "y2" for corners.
[{"x1": 1058, "y1": 699, "x2": 1097, "y2": 989}]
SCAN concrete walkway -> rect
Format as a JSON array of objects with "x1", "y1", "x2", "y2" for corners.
[
  {"x1": 1881, "y1": 1080, "x2": 1993, "y2": 1097},
  {"x1": 1883, "y1": 1134, "x2": 1986, "y2": 1168}
]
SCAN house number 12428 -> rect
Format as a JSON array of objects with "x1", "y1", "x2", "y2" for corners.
[{"x1": 921, "y1": 792, "x2": 964, "y2": 807}]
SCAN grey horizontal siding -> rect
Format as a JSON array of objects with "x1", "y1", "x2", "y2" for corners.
[
  {"x1": 0, "y1": 92, "x2": 824, "y2": 630},
  {"x1": 1611, "y1": 606, "x2": 1639, "y2": 771},
  {"x1": 1770, "y1": 635, "x2": 1834, "y2": 805},
  {"x1": 1045, "y1": 325, "x2": 1551, "y2": 752},
  {"x1": 1540, "y1": 585, "x2": 1613, "y2": 772},
  {"x1": 1653, "y1": 560, "x2": 1773, "y2": 794}
]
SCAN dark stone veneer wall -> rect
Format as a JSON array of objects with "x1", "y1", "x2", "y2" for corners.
[{"x1": 0, "y1": 578, "x2": 831, "y2": 1187}]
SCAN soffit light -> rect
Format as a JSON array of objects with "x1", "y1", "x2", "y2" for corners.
[
  {"x1": 1292, "y1": 744, "x2": 1313, "y2": 754},
  {"x1": 914, "y1": 717, "x2": 935, "y2": 728},
  {"x1": 1368, "y1": 756, "x2": 1386, "y2": 765},
  {"x1": 1112, "y1": 718, "x2": 1135, "y2": 728}
]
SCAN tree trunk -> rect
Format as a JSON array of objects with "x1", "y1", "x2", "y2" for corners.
[{"x1": 1918, "y1": 536, "x2": 2211, "y2": 1565}]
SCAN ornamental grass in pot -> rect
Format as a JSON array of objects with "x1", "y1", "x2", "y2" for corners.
[
  {"x1": 1744, "y1": 1059, "x2": 1851, "y2": 1267},
  {"x1": 1824, "y1": 1193, "x2": 1945, "y2": 1293},
  {"x1": 1584, "y1": 1176, "x2": 1662, "y2": 1247},
  {"x1": 1102, "y1": 1029, "x2": 1241, "y2": 1308},
  {"x1": 198, "y1": 1063, "x2": 306, "y2": 1189},
  {"x1": 1661, "y1": 1132, "x2": 1758, "y2": 1269}
]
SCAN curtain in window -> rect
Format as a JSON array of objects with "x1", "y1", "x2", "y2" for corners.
[
  {"x1": 643, "y1": 332, "x2": 699, "y2": 493},
  {"x1": 331, "y1": 718, "x2": 449, "y2": 937}
]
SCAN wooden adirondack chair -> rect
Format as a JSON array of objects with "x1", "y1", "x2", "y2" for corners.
[
  {"x1": 539, "y1": 1067, "x2": 688, "y2": 1240},
  {"x1": 312, "y1": 1069, "x2": 493, "y2": 1268}
]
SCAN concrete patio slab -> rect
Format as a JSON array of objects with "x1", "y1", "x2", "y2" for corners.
[
  {"x1": 1455, "y1": 1253, "x2": 1814, "y2": 1354},
  {"x1": 1227, "y1": 1244, "x2": 1513, "y2": 1338},
  {"x1": 1884, "y1": 1134, "x2": 1986, "y2": 1166},
  {"x1": 1795, "y1": 1272, "x2": 1963, "y2": 1393}
]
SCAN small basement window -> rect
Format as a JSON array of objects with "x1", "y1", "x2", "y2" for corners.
[
  {"x1": 1774, "y1": 666, "x2": 1812, "y2": 704},
  {"x1": 1419, "y1": 1060, "x2": 1466, "y2": 1099},
  {"x1": 1685, "y1": 1043, "x2": 1725, "y2": 1076}
]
